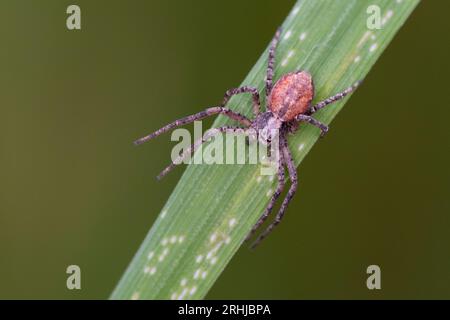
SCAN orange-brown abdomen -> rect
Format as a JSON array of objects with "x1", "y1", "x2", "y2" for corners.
[{"x1": 268, "y1": 71, "x2": 314, "y2": 121}]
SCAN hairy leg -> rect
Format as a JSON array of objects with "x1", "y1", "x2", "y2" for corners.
[
  {"x1": 295, "y1": 114, "x2": 329, "y2": 137},
  {"x1": 245, "y1": 151, "x2": 285, "y2": 242},
  {"x1": 251, "y1": 137, "x2": 298, "y2": 248},
  {"x1": 223, "y1": 86, "x2": 261, "y2": 117},
  {"x1": 266, "y1": 28, "x2": 282, "y2": 105},
  {"x1": 310, "y1": 80, "x2": 362, "y2": 114},
  {"x1": 134, "y1": 107, "x2": 251, "y2": 145}
]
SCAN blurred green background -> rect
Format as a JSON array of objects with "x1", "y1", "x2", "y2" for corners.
[{"x1": 0, "y1": 0, "x2": 449, "y2": 299}]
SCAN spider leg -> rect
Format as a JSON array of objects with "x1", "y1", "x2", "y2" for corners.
[
  {"x1": 251, "y1": 137, "x2": 297, "y2": 249},
  {"x1": 157, "y1": 126, "x2": 247, "y2": 180},
  {"x1": 310, "y1": 80, "x2": 362, "y2": 114},
  {"x1": 266, "y1": 27, "x2": 282, "y2": 105},
  {"x1": 223, "y1": 86, "x2": 261, "y2": 117},
  {"x1": 134, "y1": 107, "x2": 251, "y2": 145},
  {"x1": 295, "y1": 114, "x2": 329, "y2": 137},
  {"x1": 245, "y1": 151, "x2": 285, "y2": 242}
]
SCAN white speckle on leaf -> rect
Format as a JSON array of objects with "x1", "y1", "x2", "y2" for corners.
[
  {"x1": 161, "y1": 238, "x2": 168, "y2": 246},
  {"x1": 131, "y1": 292, "x2": 140, "y2": 300},
  {"x1": 149, "y1": 266, "x2": 157, "y2": 275},
  {"x1": 161, "y1": 210, "x2": 167, "y2": 219},
  {"x1": 196, "y1": 255, "x2": 203, "y2": 263},
  {"x1": 189, "y1": 286, "x2": 197, "y2": 296},
  {"x1": 147, "y1": 251, "x2": 154, "y2": 260},
  {"x1": 381, "y1": 10, "x2": 394, "y2": 26},
  {"x1": 209, "y1": 242, "x2": 223, "y2": 257},
  {"x1": 283, "y1": 30, "x2": 292, "y2": 40},
  {"x1": 256, "y1": 176, "x2": 262, "y2": 183},
  {"x1": 180, "y1": 278, "x2": 187, "y2": 286},
  {"x1": 225, "y1": 237, "x2": 231, "y2": 244},
  {"x1": 178, "y1": 288, "x2": 188, "y2": 300},
  {"x1": 292, "y1": 6, "x2": 300, "y2": 15},
  {"x1": 354, "y1": 56, "x2": 361, "y2": 63},
  {"x1": 281, "y1": 50, "x2": 295, "y2": 67},
  {"x1": 369, "y1": 43, "x2": 378, "y2": 52},
  {"x1": 178, "y1": 235, "x2": 185, "y2": 243},
  {"x1": 229, "y1": 218, "x2": 237, "y2": 228},
  {"x1": 298, "y1": 143, "x2": 305, "y2": 151},
  {"x1": 382, "y1": 10, "x2": 394, "y2": 25},
  {"x1": 170, "y1": 236, "x2": 177, "y2": 244},
  {"x1": 266, "y1": 189, "x2": 273, "y2": 197},
  {"x1": 210, "y1": 233, "x2": 218, "y2": 243},
  {"x1": 299, "y1": 32, "x2": 307, "y2": 41},
  {"x1": 396, "y1": 0, "x2": 403, "y2": 3},
  {"x1": 170, "y1": 292, "x2": 177, "y2": 300},
  {"x1": 194, "y1": 268, "x2": 201, "y2": 279},
  {"x1": 201, "y1": 271, "x2": 208, "y2": 279},
  {"x1": 358, "y1": 31, "x2": 371, "y2": 48},
  {"x1": 158, "y1": 254, "x2": 166, "y2": 262},
  {"x1": 210, "y1": 257, "x2": 218, "y2": 265}
]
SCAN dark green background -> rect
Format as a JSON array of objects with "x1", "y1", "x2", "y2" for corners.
[{"x1": 1, "y1": 0, "x2": 449, "y2": 299}]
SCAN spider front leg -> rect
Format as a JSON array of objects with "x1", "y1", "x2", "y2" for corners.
[
  {"x1": 245, "y1": 150, "x2": 285, "y2": 242},
  {"x1": 134, "y1": 107, "x2": 251, "y2": 145},
  {"x1": 295, "y1": 114, "x2": 329, "y2": 137},
  {"x1": 310, "y1": 80, "x2": 362, "y2": 114},
  {"x1": 251, "y1": 137, "x2": 297, "y2": 249},
  {"x1": 223, "y1": 86, "x2": 261, "y2": 117},
  {"x1": 266, "y1": 28, "x2": 281, "y2": 104}
]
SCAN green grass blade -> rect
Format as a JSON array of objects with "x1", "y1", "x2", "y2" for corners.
[{"x1": 111, "y1": 0, "x2": 419, "y2": 300}]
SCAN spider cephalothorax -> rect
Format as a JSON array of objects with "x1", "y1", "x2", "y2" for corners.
[
  {"x1": 251, "y1": 111, "x2": 281, "y2": 145},
  {"x1": 135, "y1": 28, "x2": 361, "y2": 248}
]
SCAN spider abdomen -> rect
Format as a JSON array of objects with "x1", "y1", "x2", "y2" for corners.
[{"x1": 268, "y1": 71, "x2": 314, "y2": 121}]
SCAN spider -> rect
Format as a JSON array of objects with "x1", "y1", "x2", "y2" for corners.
[{"x1": 134, "y1": 28, "x2": 361, "y2": 248}]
